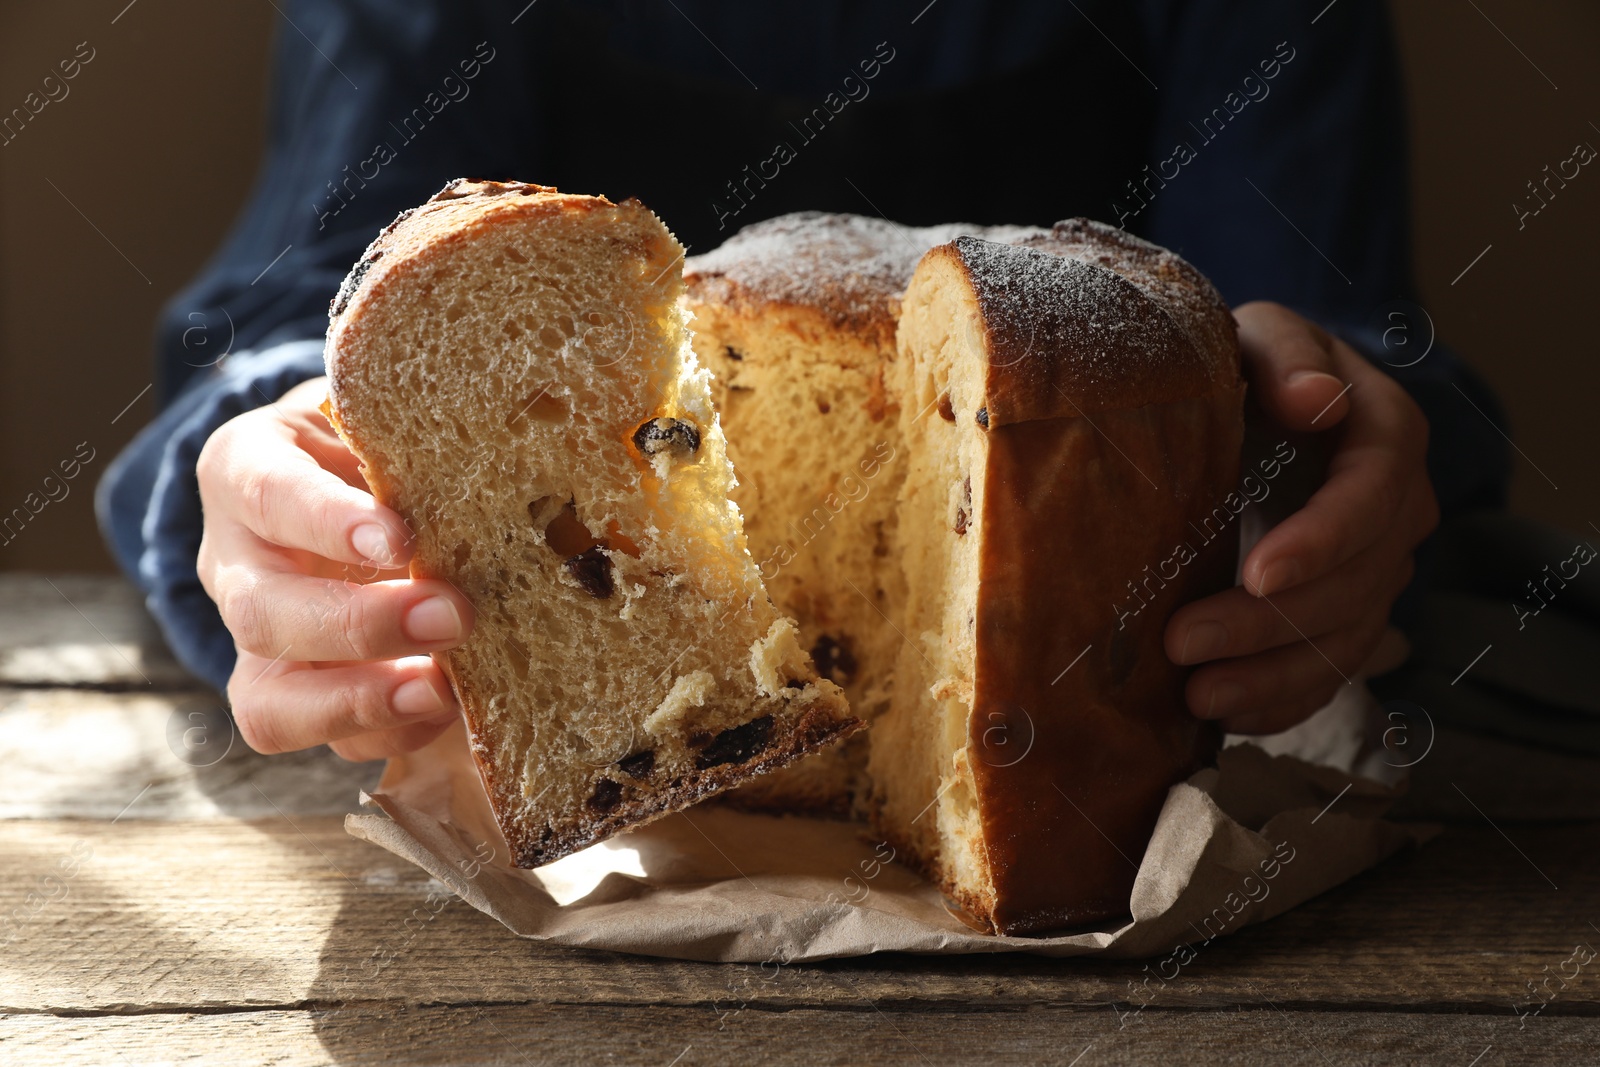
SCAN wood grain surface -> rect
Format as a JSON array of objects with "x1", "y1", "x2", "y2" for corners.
[
  {"x1": 3, "y1": 575, "x2": 1598, "y2": 1065},
  {"x1": 5, "y1": 1008, "x2": 1595, "y2": 1067}
]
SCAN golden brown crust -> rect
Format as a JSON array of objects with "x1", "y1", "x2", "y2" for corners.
[
  {"x1": 965, "y1": 393, "x2": 1242, "y2": 935},
  {"x1": 329, "y1": 179, "x2": 601, "y2": 331},
  {"x1": 484, "y1": 702, "x2": 863, "y2": 867},
  {"x1": 926, "y1": 222, "x2": 1240, "y2": 428},
  {"x1": 880, "y1": 219, "x2": 1244, "y2": 937},
  {"x1": 716, "y1": 743, "x2": 860, "y2": 821},
  {"x1": 684, "y1": 212, "x2": 1043, "y2": 350}
]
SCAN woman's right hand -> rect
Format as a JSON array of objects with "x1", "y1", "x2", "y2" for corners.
[{"x1": 196, "y1": 377, "x2": 476, "y2": 761}]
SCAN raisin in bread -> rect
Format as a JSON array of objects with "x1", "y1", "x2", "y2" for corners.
[
  {"x1": 867, "y1": 224, "x2": 1245, "y2": 934},
  {"x1": 684, "y1": 213, "x2": 1034, "y2": 815},
  {"x1": 323, "y1": 181, "x2": 858, "y2": 867}
]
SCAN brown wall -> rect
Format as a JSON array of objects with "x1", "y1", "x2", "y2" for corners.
[
  {"x1": 0, "y1": 2, "x2": 274, "y2": 573},
  {"x1": 1392, "y1": 0, "x2": 1600, "y2": 532},
  {"x1": 0, "y1": 1, "x2": 1595, "y2": 574}
]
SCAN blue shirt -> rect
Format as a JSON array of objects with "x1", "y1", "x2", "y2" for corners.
[{"x1": 96, "y1": 0, "x2": 1512, "y2": 691}]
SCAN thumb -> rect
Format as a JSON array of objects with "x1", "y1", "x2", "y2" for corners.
[{"x1": 1234, "y1": 301, "x2": 1351, "y2": 431}]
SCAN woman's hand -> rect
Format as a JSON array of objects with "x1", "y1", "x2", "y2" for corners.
[
  {"x1": 1165, "y1": 301, "x2": 1439, "y2": 734},
  {"x1": 196, "y1": 377, "x2": 475, "y2": 760}
]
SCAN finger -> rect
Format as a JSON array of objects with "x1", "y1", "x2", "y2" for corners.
[
  {"x1": 214, "y1": 565, "x2": 473, "y2": 662},
  {"x1": 329, "y1": 718, "x2": 459, "y2": 762},
  {"x1": 1167, "y1": 540, "x2": 1415, "y2": 665},
  {"x1": 1215, "y1": 627, "x2": 1412, "y2": 733},
  {"x1": 1242, "y1": 354, "x2": 1433, "y2": 596},
  {"x1": 1185, "y1": 615, "x2": 1389, "y2": 733},
  {"x1": 278, "y1": 378, "x2": 369, "y2": 487},
  {"x1": 197, "y1": 515, "x2": 278, "y2": 607},
  {"x1": 229, "y1": 652, "x2": 459, "y2": 755},
  {"x1": 1234, "y1": 301, "x2": 1351, "y2": 431},
  {"x1": 199, "y1": 410, "x2": 412, "y2": 569},
  {"x1": 1207, "y1": 691, "x2": 1335, "y2": 737},
  {"x1": 199, "y1": 513, "x2": 412, "y2": 618}
]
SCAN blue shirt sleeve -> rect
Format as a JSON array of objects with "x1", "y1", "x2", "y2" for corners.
[
  {"x1": 97, "y1": 342, "x2": 327, "y2": 690},
  {"x1": 156, "y1": 0, "x2": 537, "y2": 403},
  {"x1": 1132, "y1": 0, "x2": 1511, "y2": 515},
  {"x1": 97, "y1": 0, "x2": 534, "y2": 691}
]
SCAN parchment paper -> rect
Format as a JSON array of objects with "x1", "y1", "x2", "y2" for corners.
[{"x1": 345, "y1": 682, "x2": 1433, "y2": 962}]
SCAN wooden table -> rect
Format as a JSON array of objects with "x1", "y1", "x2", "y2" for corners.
[{"x1": 4, "y1": 574, "x2": 1600, "y2": 1065}]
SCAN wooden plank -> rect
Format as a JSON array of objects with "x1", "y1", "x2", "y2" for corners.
[
  {"x1": 10, "y1": 682, "x2": 1600, "y2": 825},
  {"x1": 0, "y1": 574, "x2": 193, "y2": 689},
  {"x1": 2, "y1": 817, "x2": 1598, "y2": 1015},
  {"x1": 0, "y1": 1005, "x2": 1589, "y2": 1066},
  {"x1": 9, "y1": 573, "x2": 1600, "y2": 824},
  {"x1": 0, "y1": 688, "x2": 380, "y2": 819}
]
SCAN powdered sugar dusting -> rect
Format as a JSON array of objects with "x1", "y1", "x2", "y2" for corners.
[
  {"x1": 684, "y1": 211, "x2": 1239, "y2": 420},
  {"x1": 954, "y1": 237, "x2": 1181, "y2": 377},
  {"x1": 1013, "y1": 219, "x2": 1235, "y2": 381},
  {"x1": 685, "y1": 212, "x2": 1043, "y2": 336},
  {"x1": 947, "y1": 226, "x2": 1237, "y2": 421}
]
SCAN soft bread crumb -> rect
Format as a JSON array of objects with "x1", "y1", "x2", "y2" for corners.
[
  {"x1": 617, "y1": 581, "x2": 647, "y2": 621},
  {"x1": 928, "y1": 678, "x2": 973, "y2": 704},
  {"x1": 749, "y1": 617, "x2": 809, "y2": 697},
  {"x1": 863, "y1": 240, "x2": 992, "y2": 910},
  {"x1": 644, "y1": 670, "x2": 717, "y2": 737}
]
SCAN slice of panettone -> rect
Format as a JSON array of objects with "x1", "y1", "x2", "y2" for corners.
[{"x1": 324, "y1": 180, "x2": 858, "y2": 866}]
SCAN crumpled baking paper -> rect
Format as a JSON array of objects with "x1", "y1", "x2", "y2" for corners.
[{"x1": 345, "y1": 683, "x2": 1433, "y2": 962}]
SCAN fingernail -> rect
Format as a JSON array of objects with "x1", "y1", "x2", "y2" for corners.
[
  {"x1": 353, "y1": 524, "x2": 395, "y2": 566},
  {"x1": 1204, "y1": 682, "x2": 1246, "y2": 718},
  {"x1": 392, "y1": 676, "x2": 448, "y2": 718},
  {"x1": 1256, "y1": 559, "x2": 1301, "y2": 596},
  {"x1": 405, "y1": 597, "x2": 464, "y2": 644},
  {"x1": 1288, "y1": 369, "x2": 1341, "y2": 388},
  {"x1": 1179, "y1": 620, "x2": 1229, "y2": 664}
]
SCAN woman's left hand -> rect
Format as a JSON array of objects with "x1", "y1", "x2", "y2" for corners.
[{"x1": 1164, "y1": 301, "x2": 1439, "y2": 734}]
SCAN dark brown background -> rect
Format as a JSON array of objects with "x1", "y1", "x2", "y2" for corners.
[{"x1": 1, "y1": 1, "x2": 1595, "y2": 574}]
